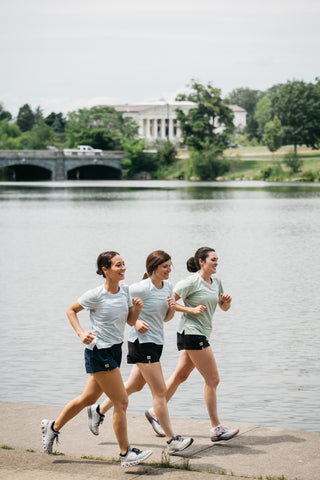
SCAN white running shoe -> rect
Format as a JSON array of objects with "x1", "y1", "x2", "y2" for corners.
[
  {"x1": 120, "y1": 446, "x2": 152, "y2": 468},
  {"x1": 167, "y1": 435, "x2": 194, "y2": 454},
  {"x1": 210, "y1": 424, "x2": 239, "y2": 442},
  {"x1": 87, "y1": 404, "x2": 105, "y2": 435},
  {"x1": 144, "y1": 408, "x2": 165, "y2": 437},
  {"x1": 41, "y1": 419, "x2": 60, "y2": 454}
]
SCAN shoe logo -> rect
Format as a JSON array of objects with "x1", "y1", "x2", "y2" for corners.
[{"x1": 105, "y1": 364, "x2": 109, "y2": 368}]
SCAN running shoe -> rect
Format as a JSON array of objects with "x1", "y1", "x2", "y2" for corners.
[
  {"x1": 41, "y1": 419, "x2": 60, "y2": 454},
  {"x1": 210, "y1": 424, "x2": 239, "y2": 442},
  {"x1": 166, "y1": 435, "x2": 193, "y2": 454},
  {"x1": 87, "y1": 404, "x2": 105, "y2": 435},
  {"x1": 120, "y1": 446, "x2": 152, "y2": 467},
  {"x1": 144, "y1": 408, "x2": 165, "y2": 437}
]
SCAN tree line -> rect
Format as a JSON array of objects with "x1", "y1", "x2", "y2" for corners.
[{"x1": 1, "y1": 77, "x2": 319, "y2": 180}]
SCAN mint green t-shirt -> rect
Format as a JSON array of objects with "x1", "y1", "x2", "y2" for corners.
[{"x1": 174, "y1": 272, "x2": 224, "y2": 340}]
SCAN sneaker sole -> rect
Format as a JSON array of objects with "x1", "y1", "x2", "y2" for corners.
[
  {"x1": 121, "y1": 450, "x2": 152, "y2": 467},
  {"x1": 87, "y1": 407, "x2": 99, "y2": 436},
  {"x1": 144, "y1": 410, "x2": 165, "y2": 437},
  {"x1": 167, "y1": 437, "x2": 194, "y2": 454},
  {"x1": 211, "y1": 429, "x2": 239, "y2": 442}
]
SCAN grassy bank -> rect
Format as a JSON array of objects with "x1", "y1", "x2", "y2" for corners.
[{"x1": 169, "y1": 146, "x2": 320, "y2": 182}]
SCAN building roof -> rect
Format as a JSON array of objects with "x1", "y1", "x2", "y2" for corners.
[{"x1": 110, "y1": 102, "x2": 245, "y2": 113}]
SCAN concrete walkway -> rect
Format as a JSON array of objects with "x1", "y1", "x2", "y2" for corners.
[{"x1": 0, "y1": 401, "x2": 319, "y2": 480}]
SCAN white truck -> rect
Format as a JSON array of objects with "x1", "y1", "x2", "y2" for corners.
[{"x1": 63, "y1": 145, "x2": 103, "y2": 156}]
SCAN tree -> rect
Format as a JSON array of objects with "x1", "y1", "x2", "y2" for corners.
[
  {"x1": 34, "y1": 106, "x2": 44, "y2": 125},
  {"x1": 263, "y1": 116, "x2": 283, "y2": 153},
  {"x1": 268, "y1": 79, "x2": 320, "y2": 152},
  {"x1": 65, "y1": 106, "x2": 139, "y2": 150},
  {"x1": 0, "y1": 119, "x2": 24, "y2": 149},
  {"x1": 45, "y1": 112, "x2": 66, "y2": 133},
  {"x1": 24, "y1": 122, "x2": 55, "y2": 149},
  {"x1": 17, "y1": 104, "x2": 35, "y2": 132},
  {"x1": 225, "y1": 87, "x2": 262, "y2": 138},
  {"x1": 175, "y1": 81, "x2": 235, "y2": 152},
  {"x1": 0, "y1": 103, "x2": 12, "y2": 122},
  {"x1": 254, "y1": 96, "x2": 272, "y2": 140}
]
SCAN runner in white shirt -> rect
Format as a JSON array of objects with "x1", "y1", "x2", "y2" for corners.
[
  {"x1": 41, "y1": 251, "x2": 152, "y2": 468},
  {"x1": 87, "y1": 250, "x2": 194, "y2": 455}
]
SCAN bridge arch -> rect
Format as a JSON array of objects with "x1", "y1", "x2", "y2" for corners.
[
  {"x1": 0, "y1": 158, "x2": 53, "y2": 181},
  {"x1": 67, "y1": 163, "x2": 121, "y2": 180}
]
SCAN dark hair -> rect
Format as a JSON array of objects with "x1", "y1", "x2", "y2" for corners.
[
  {"x1": 96, "y1": 251, "x2": 120, "y2": 277},
  {"x1": 142, "y1": 250, "x2": 171, "y2": 280},
  {"x1": 186, "y1": 247, "x2": 215, "y2": 272}
]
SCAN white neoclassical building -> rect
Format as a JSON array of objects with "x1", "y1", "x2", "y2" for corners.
[{"x1": 112, "y1": 102, "x2": 247, "y2": 144}]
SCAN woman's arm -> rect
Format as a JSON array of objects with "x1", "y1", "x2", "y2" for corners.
[
  {"x1": 126, "y1": 297, "x2": 144, "y2": 326},
  {"x1": 163, "y1": 296, "x2": 176, "y2": 323},
  {"x1": 173, "y1": 292, "x2": 207, "y2": 315},
  {"x1": 218, "y1": 293, "x2": 232, "y2": 311},
  {"x1": 66, "y1": 301, "x2": 96, "y2": 345}
]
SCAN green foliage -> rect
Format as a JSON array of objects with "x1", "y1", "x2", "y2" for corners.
[
  {"x1": 301, "y1": 169, "x2": 315, "y2": 182},
  {"x1": 263, "y1": 116, "x2": 283, "y2": 152},
  {"x1": 45, "y1": 112, "x2": 66, "y2": 133},
  {"x1": 24, "y1": 122, "x2": 55, "y2": 149},
  {"x1": 0, "y1": 103, "x2": 12, "y2": 121},
  {"x1": 122, "y1": 138, "x2": 157, "y2": 178},
  {"x1": 283, "y1": 151, "x2": 303, "y2": 173},
  {"x1": 0, "y1": 119, "x2": 25, "y2": 149},
  {"x1": 225, "y1": 87, "x2": 262, "y2": 138},
  {"x1": 175, "y1": 81, "x2": 234, "y2": 152},
  {"x1": 65, "y1": 106, "x2": 138, "y2": 150},
  {"x1": 254, "y1": 96, "x2": 272, "y2": 139},
  {"x1": 189, "y1": 143, "x2": 230, "y2": 180},
  {"x1": 156, "y1": 141, "x2": 178, "y2": 167},
  {"x1": 261, "y1": 165, "x2": 273, "y2": 180},
  {"x1": 17, "y1": 104, "x2": 35, "y2": 132},
  {"x1": 268, "y1": 79, "x2": 320, "y2": 151},
  {"x1": 1, "y1": 445, "x2": 14, "y2": 450}
]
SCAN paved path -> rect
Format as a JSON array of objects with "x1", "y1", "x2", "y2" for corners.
[{"x1": 0, "y1": 401, "x2": 319, "y2": 479}]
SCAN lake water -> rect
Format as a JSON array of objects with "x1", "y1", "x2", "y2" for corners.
[{"x1": 0, "y1": 180, "x2": 319, "y2": 433}]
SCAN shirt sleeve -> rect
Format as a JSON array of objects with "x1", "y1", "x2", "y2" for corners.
[
  {"x1": 78, "y1": 287, "x2": 98, "y2": 310},
  {"x1": 123, "y1": 285, "x2": 133, "y2": 308},
  {"x1": 174, "y1": 276, "x2": 194, "y2": 300},
  {"x1": 129, "y1": 281, "x2": 149, "y2": 301}
]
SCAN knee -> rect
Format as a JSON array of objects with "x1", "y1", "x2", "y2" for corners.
[
  {"x1": 206, "y1": 374, "x2": 220, "y2": 389},
  {"x1": 114, "y1": 393, "x2": 128, "y2": 412}
]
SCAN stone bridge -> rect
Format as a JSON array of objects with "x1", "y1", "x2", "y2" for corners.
[{"x1": 0, "y1": 150, "x2": 125, "y2": 180}]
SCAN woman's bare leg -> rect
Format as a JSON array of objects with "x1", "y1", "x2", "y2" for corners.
[
  {"x1": 138, "y1": 362, "x2": 174, "y2": 441},
  {"x1": 54, "y1": 375, "x2": 102, "y2": 430},
  {"x1": 186, "y1": 347, "x2": 220, "y2": 427},
  {"x1": 99, "y1": 365, "x2": 146, "y2": 415},
  {"x1": 93, "y1": 369, "x2": 129, "y2": 454},
  {"x1": 165, "y1": 350, "x2": 195, "y2": 401}
]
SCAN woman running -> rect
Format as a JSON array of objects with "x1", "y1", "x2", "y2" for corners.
[
  {"x1": 87, "y1": 250, "x2": 193, "y2": 454},
  {"x1": 145, "y1": 247, "x2": 239, "y2": 443},
  {"x1": 41, "y1": 251, "x2": 152, "y2": 468}
]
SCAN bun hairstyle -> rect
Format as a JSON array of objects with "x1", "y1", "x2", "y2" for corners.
[
  {"x1": 96, "y1": 251, "x2": 120, "y2": 278},
  {"x1": 186, "y1": 247, "x2": 215, "y2": 272},
  {"x1": 142, "y1": 250, "x2": 171, "y2": 280}
]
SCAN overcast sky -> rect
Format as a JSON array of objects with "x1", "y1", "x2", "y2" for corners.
[{"x1": 1, "y1": 0, "x2": 319, "y2": 116}]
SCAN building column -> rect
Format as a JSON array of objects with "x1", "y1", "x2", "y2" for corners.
[
  {"x1": 169, "y1": 118, "x2": 174, "y2": 141},
  {"x1": 146, "y1": 118, "x2": 150, "y2": 139},
  {"x1": 161, "y1": 119, "x2": 166, "y2": 140}
]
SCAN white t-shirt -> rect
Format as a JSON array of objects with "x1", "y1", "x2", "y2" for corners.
[
  {"x1": 78, "y1": 283, "x2": 133, "y2": 349},
  {"x1": 128, "y1": 278, "x2": 174, "y2": 345}
]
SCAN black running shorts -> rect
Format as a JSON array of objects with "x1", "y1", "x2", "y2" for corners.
[
  {"x1": 127, "y1": 339, "x2": 163, "y2": 364},
  {"x1": 177, "y1": 331, "x2": 210, "y2": 350}
]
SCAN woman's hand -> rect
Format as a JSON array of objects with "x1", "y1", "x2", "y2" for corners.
[
  {"x1": 167, "y1": 296, "x2": 176, "y2": 311},
  {"x1": 132, "y1": 297, "x2": 144, "y2": 311},
  {"x1": 219, "y1": 293, "x2": 232, "y2": 311},
  {"x1": 79, "y1": 331, "x2": 96, "y2": 345},
  {"x1": 192, "y1": 304, "x2": 207, "y2": 315},
  {"x1": 135, "y1": 319, "x2": 150, "y2": 333}
]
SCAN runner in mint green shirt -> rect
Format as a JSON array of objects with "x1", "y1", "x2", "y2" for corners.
[{"x1": 145, "y1": 247, "x2": 239, "y2": 444}]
